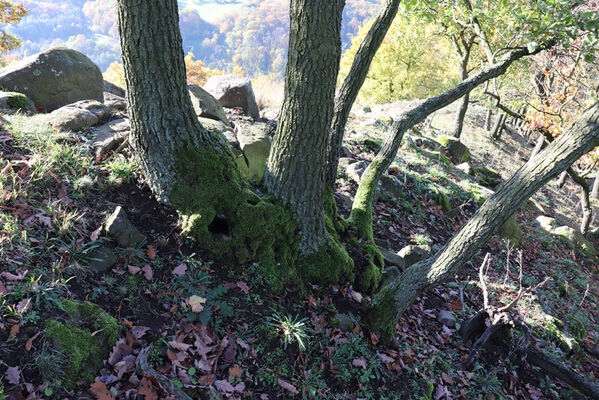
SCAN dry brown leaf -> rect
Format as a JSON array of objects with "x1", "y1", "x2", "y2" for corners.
[
  {"x1": 229, "y1": 365, "x2": 243, "y2": 379},
  {"x1": 172, "y1": 263, "x2": 187, "y2": 276},
  {"x1": 88, "y1": 380, "x2": 114, "y2": 400},
  {"x1": 146, "y1": 244, "x2": 157, "y2": 260},
  {"x1": 4, "y1": 366, "x2": 20, "y2": 385},
  {"x1": 25, "y1": 332, "x2": 40, "y2": 351},
  {"x1": 277, "y1": 378, "x2": 299, "y2": 394}
]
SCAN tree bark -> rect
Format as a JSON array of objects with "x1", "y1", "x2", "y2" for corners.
[
  {"x1": 264, "y1": 0, "x2": 345, "y2": 255},
  {"x1": 369, "y1": 101, "x2": 599, "y2": 341},
  {"x1": 557, "y1": 170, "x2": 568, "y2": 187},
  {"x1": 591, "y1": 170, "x2": 599, "y2": 199},
  {"x1": 530, "y1": 134, "x2": 546, "y2": 160},
  {"x1": 492, "y1": 112, "x2": 507, "y2": 140},
  {"x1": 349, "y1": 44, "x2": 552, "y2": 241},
  {"x1": 452, "y1": 33, "x2": 475, "y2": 139},
  {"x1": 485, "y1": 108, "x2": 493, "y2": 131},
  {"x1": 325, "y1": 0, "x2": 402, "y2": 188},
  {"x1": 116, "y1": 0, "x2": 232, "y2": 201}
]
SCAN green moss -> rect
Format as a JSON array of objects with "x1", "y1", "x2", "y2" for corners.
[
  {"x1": 499, "y1": 216, "x2": 522, "y2": 248},
  {"x1": 171, "y1": 144, "x2": 354, "y2": 291},
  {"x1": 436, "y1": 191, "x2": 451, "y2": 212},
  {"x1": 565, "y1": 314, "x2": 587, "y2": 340},
  {"x1": 437, "y1": 135, "x2": 453, "y2": 147},
  {"x1": 45, "y1": 301, "x2": 121, "y2": 387},
  {"x1": 5, "y1": 92, "x2": 28, "y2": 111}
]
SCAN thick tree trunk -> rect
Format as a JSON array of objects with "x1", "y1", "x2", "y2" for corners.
[
  {"x1": 349, "y1": 45, "x2": 551, "y2": 241},
  {"x1": 369, "y1": 102, "x2": 599, "y2": 341},
  {"x1": 116, "y1": 0, "x2": 230, "y2": 201},
  {"x1": 326, "y1": 0, "x2": 402, "y2": 187},
  {"x1": 265, "y1": 0, "x2": 345, "y2": 255}
]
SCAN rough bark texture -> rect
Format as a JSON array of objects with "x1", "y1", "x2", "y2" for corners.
[
  {"x1": 326, "y1": 0, "x2": 402, "y2": 187},
  {"x1": 264, "y1": 0, "x2": 345, "y2": 255},
  {"x1": 116, "y1": 0, "x2": 226, "y2": 201},
  {"x1": 485, "y1": 108, "x2": 493, "y2": 131},
  {"x1": 369, "y1": 102, "x2": 599, "y2": 341},
  {"x1": 350, "y1": 45, "x2": 549, "y2": 242}
]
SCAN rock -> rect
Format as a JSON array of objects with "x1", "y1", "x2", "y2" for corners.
[
  {"x1": 260, "y1": 107, "x2": 279, "y2": 120},
  {"x1": 498, "y1": 216, "x2": 522, "y2": 248},
  {"x1": 197, "y1": 117, "x2": 249, "y2": 177},
  {"x1": 236, "y1": 122, "x2": 271, "y2": 181},
  {"x1": 188, "y1": 84, "x2": 231, "y2": 127},
  {"x1": 44, "y1": 100, "x2": 109, "y2": 132},
  {"x1": 379, "y1": 174, "x2": 402, "y2": 198},
  {"x1": 438, "y1": 310, "x2": 456, "y2": 328},
  {"x1": 380, "y1": 266, "x2": 401, "y2": 289},
  {"x1": 534, "y1": 215, "x2": 558, "y2": 232},
  {"x1": 554, "y1": 226, "x2": 596, "y2": 257},
  {"x1": 105, "y1": 206, "x2": 146, "y2": 248},
  {"x1": 0, "y1": 47, "x2": 103, "y2": 112},
  {"x1": 436, "y1": 191, "x2": 451, "y2": 212},
  {"x1": 103, "y1": 80, "x2": 125, "y2": 97},
  {"x1": 335, "y1": 192, "x2": 354, "y2": 210},
  {"x1": 0, "y1": 91, "x2": 35, "y2": 112},
  {"x1": 437, "y1": 135, "x2": 470, "y2": 164},
  {"x1": 203, "y1": 75, "x2": 259, "y2": 119},
  {"x1": 333, "y1": 313, "x2": 354, "y2": 332},
  {"x1": 456, "y1": 162, "x2": 474, "y2": 175},
  {"x1": 474, "y1": 166, "x2": 501, "y2": 188},
  {"x1": 91, "y1": 118, "x2": 130, "y2": 156},
  {"x1": 363, "y1": 106, "x2": 372, "y2": 113},
  {"x1": 374, "y1": 237, "x2": 390, "y2": 249},
  {"x1": 345, "y1": 161, "x2": 368, "y2": 184},
  {"x1": 338, "y1": 157, "x2": 358, "y2": 167},
  {"x1": 87, "y1": 243, "x2": 118, "y2": 273},
  {"x1": 104, "y1": 92, "x2": 127, "y2": 111},
  {"x1": 398, "y1": 244, "x2": 431, "y2": 267},
  {"x1": 380, "y1": 248, "x2": 405, "y2": 270}
]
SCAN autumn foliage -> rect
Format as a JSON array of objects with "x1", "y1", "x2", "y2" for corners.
[{"x1": 0, "y1": 1, "x2": 26, "y2": 55}]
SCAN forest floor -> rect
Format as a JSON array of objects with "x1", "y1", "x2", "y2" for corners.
[{"x1": 1, "y1": 101, "x2": 599, "y2": 400}]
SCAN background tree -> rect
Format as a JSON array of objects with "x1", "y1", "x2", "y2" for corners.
[{"x1": 0, "y1": 1, "x2": 26, "y2": 58}]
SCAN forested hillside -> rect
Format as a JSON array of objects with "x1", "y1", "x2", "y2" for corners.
[{"x1": 5, "y1": 0, "x2": 379, "y2": 76}]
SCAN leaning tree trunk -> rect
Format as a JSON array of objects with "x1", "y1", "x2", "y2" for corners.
[
  {"x1": 325, "y1": 0, "x2": 402, "y2": 187},
  {"x1": 349, "y1": 44, "x2": 552, "y2": 241},
  {"x1": 369, "y1": 101, "x2": 599, "y2": 341},
  {"x1": 264, "y1": 0, "x2": 345, "y2": 255}
]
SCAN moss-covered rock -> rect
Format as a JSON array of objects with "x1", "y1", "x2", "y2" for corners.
[
  {"x1": 498, "y1": 216, "x2": 522, "y2": 248},
  {"x1": 436, "y1": 191, "x2": 451, "y2": 212},
  {"x1": 45, "y1": 300, "x2": 121, "y2": 387},
  {"x1": 474, "y1": 166, "x2": 501, "y2": 188},
  {"x1": 437, "y1": 135, "x2": 470, "y2": 164}
]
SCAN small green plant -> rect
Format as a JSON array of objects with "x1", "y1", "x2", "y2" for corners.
[
  {"x1": 265, "y1": 312, "x2": 311, "y2": 351},
  {"x1": 411, "y1": 233, "x2": 431, "y2": 246},
  {"x1": 104, "y1": 155, "x2": 138, "y2": 183}
]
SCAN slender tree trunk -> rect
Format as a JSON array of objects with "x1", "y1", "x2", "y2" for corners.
[
  {"x1": 325, "y1": 0, "x2": 402, "y2": 187},
  {"x1": 452, "y1": 34, "x2": 475, "y2": 139},
  {"x1": 369, "y1": 102, "x2": 599, "y2": 340},
  {"x1": 349, "y1": 44, "x2": 552, "y2": 241},
  {"x1": 485, "y1": 108, "x2": 493, "y2": 131},
  {"x1": 530, "y1": 134, "x2": 546, "y2": 160},
  {"x1": 568, "y1": 169, "x2": 592, "y2": 235},
  {"x1": 557, "y1": 171, "x2": 568, "y2": 187},
  {"x1": 492, "y1": 113, "x2": 507, "y2": 140},
  {"x1": 265, "y1": 0, "x2": 345, "y2": 255},
  {"x1": 591, "y1": 170, "x2": 599, "y2": 199}
]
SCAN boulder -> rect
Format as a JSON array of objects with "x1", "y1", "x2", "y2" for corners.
[
  {"x1": 398, "y1": 244, "x2": 431, "y2": 268},
  {"x1": 200, "y1": 117, "x2": 250, "y2": 177},
  {"x1": 345, "y1": 161, "x2": 368, "y2": 184},
  {"x1": 236, "y1": 122, "x2": 271, "y2": 181},
  {"x1": 188, "y1": 84, "x2": 231, "y2": 127},
  {"x1": 260, "y1": 107, "x2": 280, "y2": 120},
  {"x1": 105, "y1": 206, "x2": 146, "y2": 248},
  {"x1": 203, "y1": 75, "x2": 259, "y2": 119},
  {"x1": 379, "y1": 174, "x2": 403, "y2": 198},
  {"x1": 438, "y1": 310, "x2": 456, "y2": 328},
  {"x1": 456, "y1": 162, "x2": 474, "y2": 175},
  {"x1": 104, "y1": 92, "x2": 127, "y2": 111},
  {"x1": 0, "y1": 47, "x2": 103, "y2": 112},
  {"x1": 338, "y1": 157, "x2": 358, "y2": 167},
  {"x1": 91, "y1": 118, "x2": 130, "y2": 156},
  {"x1": 474, "y1": 166, "x2": 501, "y2": 188},
  {"x1": 498, "y1": 216, "x2": 522, "y2": 248},
  {"x1": 437, "y1": 135, "x2": 470, "y2": 164},
  {"x1": 87, "y1": 243, "x2": 118, "y2": 273},
  {"x1": 103, "y1": 80, "x2": 125, "y2": 97},
  {"x1": 534, "y1": 215, "x2": 558, "y2": 233},
  {"x1": 380, "y1": 249, "x2": 405, "y2": 270},
  {"x1": 554, "y1": 226, "x2": 596, "y2": 257},
  {"x1": 335, "y1": 192, "x2": 354, "y2": 210},
  {"x1": 0, "y1": 91, "x2": 35, "y2": 112},
  {"x1": 44, "y1": 100, "x2": 109, "y2": 132}
]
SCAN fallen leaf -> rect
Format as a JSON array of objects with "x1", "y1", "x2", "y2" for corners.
[
  {"x1": 350, "y1": 290, "x2": 363, "y2": 303},
  {"x1": 442, "y1": 372, "x2": 455, "y2": 385},
  {"x1": 90, "y1": 226, "x2": 102, "y2": 241},
  {"x1": 172, "y1": 263, "x2": 187, "y2": 276},
  {"x1": 187, "y1": 295, "x2": 207, "y2": 312},
  {"x1": 137, "y1": 376, "x2": 158, "y2": 400},
  {"x1": 131, "y1": 326, "x2": 150, "y2": 339},
  {"x1": 9, "y1": 323, "x2": 20, "y2": 337},
  {"x1": 88, "y1": 380, "x2": 114, "y2": 400},
  {"x1": 352, "y1": 358, "x2": 367, "y2": 369},
  {"x1": 4, "y1": 366, "x2": 20, "y2": 385},
  {"x1": 0, "y1": 281, "x2": 6, "y2": 296},
  {"x1": 378, "y1": 353, "x2": 394, "y2": 363},
  {"x1": 16, "y1": 298, "x2": 31, "y2": 313},
  {"x1": 229, "y1": 365, "x2": 243, "y2": 379},
  {"x1": 25, "y1": 332, "x2": 40, "y2": 351},
  {"x1": 236, "y1": 281, "x2": 250, "y2": 294},
  {"x1": 277, "y1": 378, "x2": 298, "y2": 394},
  {"x1": 142, "y1": 264, "x2": 153, "y2": 281},
  {"x1": 146, "y1": 245, "x2": 157, "y2": 260},
  {"x1": 127, "y1": 265, "x2": 141, "y2": 274},
  {"x1": 214, "y1": 379, "x2": 235, "y2": 393},
  {"x1": 1, "y1": 270, "x2": 27, "y2": 281}
]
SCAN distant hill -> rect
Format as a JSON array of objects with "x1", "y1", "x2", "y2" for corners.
[{"x1": 6, "y1": 0, "x2": 380, "y2": 77}]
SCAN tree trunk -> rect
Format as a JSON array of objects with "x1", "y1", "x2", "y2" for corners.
[
  {"x1": 349, "y1": 44, "x2": 552, "y2": 242},
  {"x1": 325, "y1": 0, "x2": 402, "y2": 187},
  {"x1": 530, "y1": 134, "x2": 546, "y2": 160},
  {"x1": 116, "y1": 0, "x2": 229, "y2": 201},
  {"x1": 264, "y1": 0, "x2": 345, "y2": 255},
  {"x1": 452, "y1": 34, "x2": 475, "y2": 139},
  {"x1": 591, "y1": 171, "x2": 599, "y2": 199},
  {"x1": 492, "y1": 113, "x2": 507, "y2": 140},
  {"x1": 369, "y1": 101, "x2": 599, "y2": 341},
  {"x1": 557, "y1": 170, "x2": 568, "y2": 187},
  {"x1": 485, "y1": 108, "x2": 493, "y2": 131}
]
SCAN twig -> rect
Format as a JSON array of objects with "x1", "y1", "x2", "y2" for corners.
[{"x1": 479, "y1": 253, "x2": 492, "y2": 310}]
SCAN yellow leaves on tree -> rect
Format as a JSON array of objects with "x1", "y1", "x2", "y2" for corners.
[
  {"x1": 338, "y1": 9, "x2": 457, "y2": 105},
  {"x1": 103, "y1": 52, "x2": 245, "y2": 89},
  {"x1": 0, "y1": 1, "x2": 27, "y2": 55}
]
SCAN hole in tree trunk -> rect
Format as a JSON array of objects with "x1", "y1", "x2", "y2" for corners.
[{"x1": 208, "y1": 214, "x2": 231, "y2": 240}]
